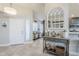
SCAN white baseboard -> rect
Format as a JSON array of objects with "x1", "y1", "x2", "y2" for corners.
[
  {"x1": 0, "y1": 40, "x2": 33, "y2": 46},
  {"x1": 24, "y1": 41, "x2": 33, "y2": 44},
  {"x1": 9, "y1": 43, "x2": 25, "y2": 46},
  {"x1": 0, "y1": 43, "x2": 10, "y2": 47}
]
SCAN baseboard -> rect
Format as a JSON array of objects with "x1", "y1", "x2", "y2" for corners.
[
  {"x1": 24, "y1": 41, "x2": 33, "y2": 44},
  {"x1": 0, "y1": 43, "x2": 10, "y2": 46},
  {"x1": 9, "y1": 40, "x2": 33, "y2": 46},
  {"x1": 10, "y1": 43, "x2": 24, "y2": 46},
  {"x1": 0, "y1": 41, "x2": 33, "y2": 46}
]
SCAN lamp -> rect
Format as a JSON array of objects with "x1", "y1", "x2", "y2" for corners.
[{"x1": 4, "y1": 3, "x2": 17, "y2": 15}]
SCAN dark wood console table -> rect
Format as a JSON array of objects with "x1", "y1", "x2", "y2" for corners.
[{"x1": 43, "y1": 36, "x2": 69, "y2": 56}]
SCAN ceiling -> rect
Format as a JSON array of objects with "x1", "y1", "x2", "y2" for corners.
[{"x1": 0, "y1": 3, "x2": 45, "y2": 9}]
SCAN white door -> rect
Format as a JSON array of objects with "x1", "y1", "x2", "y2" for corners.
[{"x1": 10, "y1": 17, "x2": 25, "y2": 44}]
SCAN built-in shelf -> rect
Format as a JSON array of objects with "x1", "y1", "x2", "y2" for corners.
[
  {"x1": 69, "y1": 32, "x2": 79, "y2": 34},
  {"x1": 68, "y1": 17, "x2": 79, "y2": 41},
  {"x1": 71, "y1": 17, "x2": 79, "y2": 19},
  {"x1": 52, "y1": 20, "x2": 64, "y2": 23}
]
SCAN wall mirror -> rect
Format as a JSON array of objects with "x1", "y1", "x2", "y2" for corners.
[{"x1": 47, "y1": 7, "x2": 64, "y2": 29}]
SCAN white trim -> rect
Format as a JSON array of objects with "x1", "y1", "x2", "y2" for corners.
[
  {"x1": 9, "y1": 42, "x2": 25, "y2": 46},
  {"x1": 24, "y1": 41, "x2": 33, "y2": 44},
  {"x1": 9, "y1": 40, "x2": 33, "y2": 45},
  {"x1": 0, "y1": 43, "x2": 10, "y2": 46},
  {"x1": 0, "y1": 40, "x2": 33, "y2": 46}
]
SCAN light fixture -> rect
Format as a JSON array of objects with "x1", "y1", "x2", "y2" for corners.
[
  {"x1": 4, "y1": 3, "x2": 17, "y2": 15},
  {"x1": 71, "y1": 14, "x2": 75, "y2": 17}
]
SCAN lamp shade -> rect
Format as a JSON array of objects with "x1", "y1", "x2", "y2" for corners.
[{"x1": 4, "y1": 7, "x2": 17, "y2": 15}]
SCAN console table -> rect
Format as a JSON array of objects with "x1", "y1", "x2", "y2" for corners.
[{"x1": 43, "y1": 36, "x2": 69, "y2": 56}]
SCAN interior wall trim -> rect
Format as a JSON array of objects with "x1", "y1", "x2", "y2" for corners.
[
  {"x1": 0, "y1": 43, "x2": 10, "y2": 46},
  {"x1": 0, "y1": 40, "x2": 33, "y2": 46}
]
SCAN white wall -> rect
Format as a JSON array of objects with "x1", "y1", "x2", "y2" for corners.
[
  {"x1": 25, "y1": 10, "x2": 33, "y2": 41},
  {"x1": 69, "y1": 3, "x2": 79, "y2": 17},
  {"x1": 0, "y1": 3, "x2": 44, "y2": 45},
  {"x1": 0, "y1": 11, "x2": 9, "y2": 44},
  {"x1": 9, "y1": 8, "x2": 33, "y2": 44},
  {"x1": 9, "y1": 16, "x2": 26, "y2": 44}
]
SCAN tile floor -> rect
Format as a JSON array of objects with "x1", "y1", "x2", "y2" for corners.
[{"x1": 0, "y1": 38, "x2": 51, "y2": 56}]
